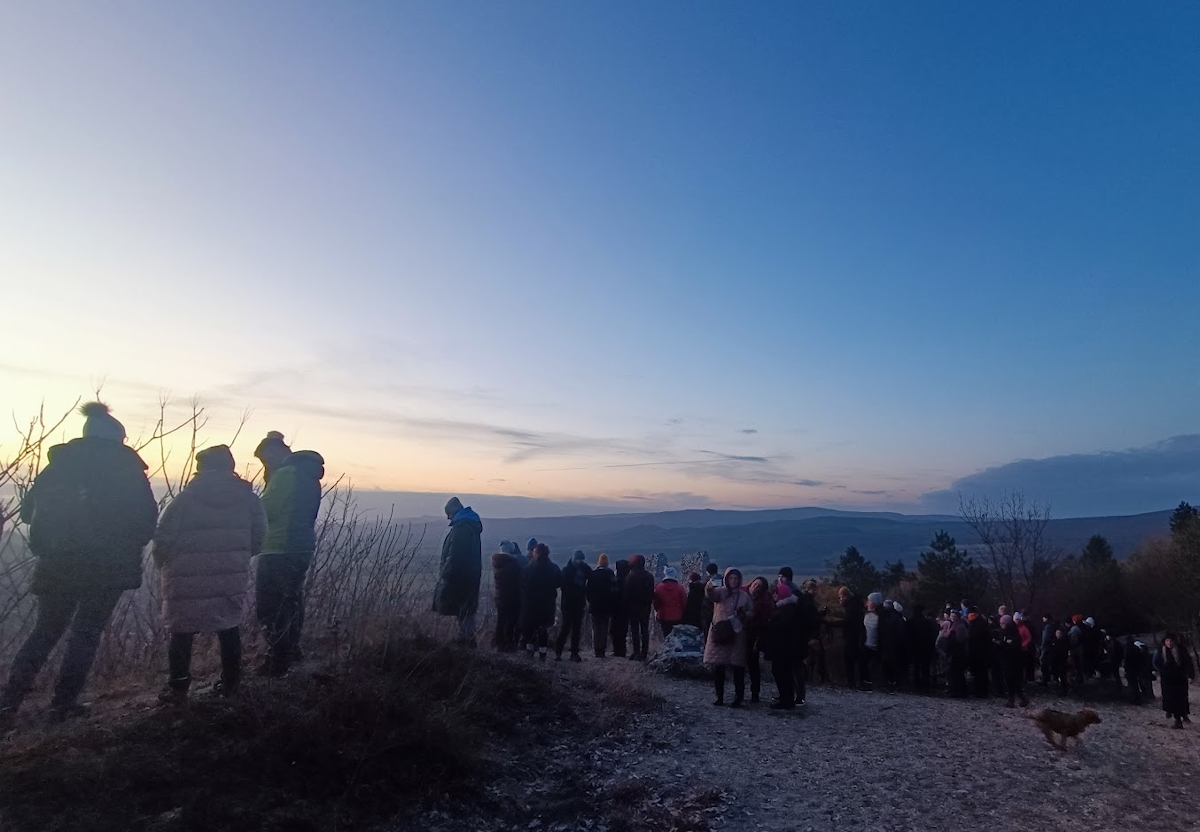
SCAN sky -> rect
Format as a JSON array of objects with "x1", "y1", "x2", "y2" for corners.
[{"x1": 1, "y1": 3, "x2": 1197, "y2": 518}]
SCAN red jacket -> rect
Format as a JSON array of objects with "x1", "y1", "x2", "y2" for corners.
[
  {"x1": 653, "y1": 579, "x2": 688, "y2": 623},
  {"x1": 1017, "y1": 622, "x2": 1033, "y2": 652}
]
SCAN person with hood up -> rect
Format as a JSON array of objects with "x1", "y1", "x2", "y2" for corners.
[
  {"x1": 491, "y1": 541, "x2": 524, "y2": 651},
  {"x1": 704, "y1": 567, "x2": 754, "y2": 707},
  {"x1": 525, "y1": 538, "x2": 539, "y2": 565},
  {"x1": 520, "y1": 543, "x2": 560, "y2": 661},
  {"x1": 586, "y1": 554, "x2": 617, "y2": 657},
  {"x1": 1124, "y1": 638, "x2": 1149, "y2": 705},
  {"x1": 765, "y1": 582, "x2": 806, "y2": 709},
  {"x1": 253, "y1": 432, "x2": 324, "y2": 675},
  {"x1": 625, "y1": 555, "x2": 655, "y2": 660},
  {"x1": 838, "y1": 587, "x2": 866, "y2": 689},
  {"x1": 153, "y1": 445, "x2": 266, "y2": 703},
  {"x1": 998, "y1": 614, "x2": 1030, "y2": 708},
  {"x1": 653, "y1": 567, "x2": 688, "y2": 638},
  {"x1": 967, "y1": 609, "x2": 993, "y2": 697},
  {"x1": 1153, "y1": 633, "x2": 1195, "y2": 729},
  {"x1": 433, "y1": 497, "x2": 484, "y2": 646},
  {"x1": 683, "y1": 571, "x2": 705, "y2": 628},
  {"x1": 555, "y1": 550, "x2": 591, "y2": 662},
  {"x1": 1038, "y1": 614, "x2": 1056, "y2": 686},
  {"x1": 610, "y1": 558, "x2": 631, "y2": 658},
  {"x1": 0, "y1": 403, "x2": 158, "y2": 727}
]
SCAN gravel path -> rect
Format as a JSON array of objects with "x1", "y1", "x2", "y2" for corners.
[{"x1": 624, "y1": 671, "x2": 1199, "y2": 832}]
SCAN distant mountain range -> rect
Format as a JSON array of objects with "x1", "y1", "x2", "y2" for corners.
[{"x1": 399, "y1": 505, "x2": 1175, "y2": 575}]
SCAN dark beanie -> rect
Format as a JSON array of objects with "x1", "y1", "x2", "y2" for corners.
[
  {"x1": 196, "y1": 445, "x2": 235, "y2": 473},
  {"x1": 254, "y1": 431, "x2": 290, "y2": 462}
]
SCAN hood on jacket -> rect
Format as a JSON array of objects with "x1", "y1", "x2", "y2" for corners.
[
  {"x1": 450, "y1": 506, "x2": 482, "y2": 528},
  {"x1": 283, "y1": 450, "x2": 325, "y2": 481},
  {"x1": 55, "y1": 435, "x2": 149, "y2": 473},
  {"x1": 184, "y1": 470, "x2": 255, "y2": 508},
  {"x1": 492, "y1": 550, "x2": 520, "y2": 568},
  {"x1": 629, "y1": 554, "x2": 647, "y2": 571}
]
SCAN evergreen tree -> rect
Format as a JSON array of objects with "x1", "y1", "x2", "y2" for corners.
[
  {"x1": 913, "y1": 530, "x2": 988, "y2": 610},
  {"x1": 831, "y1": 545, "x2": 881, "y2": 597}
]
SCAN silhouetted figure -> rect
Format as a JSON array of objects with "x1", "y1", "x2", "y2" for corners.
[
  {"x1": 586, "y1": 554, "x2": 617, "y2": 657},
  {"x1": 520, "y1": 543, "x2": 560, "y2": 661},
  {"x1": 555, "y1": 550, "x2": 591, "y2": 661},
  {"x1": 625, "y1": 555, "x2": 655, "y2": 660},
  {"x1": 610, "y1": 559, "x2": 631, "y2": 657},
  {"x1": 491, "y1": 541, "x2": 524, "y2": 651}
]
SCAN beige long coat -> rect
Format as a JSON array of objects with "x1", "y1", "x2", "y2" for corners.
[
  {"x1": 703, "y1": 584, "x2": 754, "y2": 668},
  {"x1": 153, "y1": 471, "x2": 266, "y2": 633}
]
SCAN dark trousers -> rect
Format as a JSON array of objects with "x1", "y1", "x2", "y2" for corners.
[
  {"x1": 1, "y1": 588, "x2": 123, "y2": 711},
  {"x1": 774, "y1": 657, "x2": 796, "y2": 706},
  {"x1": 1004, "y1": 664, "x2": 1026, "y2": 703},
  {"x1": 494, "y1": 601, "x2": 520, "y2": 651},
  {"x1": 859, "y1": 646, "x2": 884, "y2": 691},
  {"x1": 628, "y1": 602, "x2": 651, "y2": 657},
  {"x1": 256, "y1": 553, "x2": 309, "y2": 672},
  {"x1": 843, "y1": 644, "x2": 860, "y2": 688},
  {"x1": 1128, "y1": 673, "x2": 1147, "y2": 705},
  {"x1": 168, "y1": 628, "x2": 242, "y2": 691},
  {"x1": 591, "y1": 613, "x2": 610, "y2": 656},
  {"x1": 793, "y1": 653, "x2": 807, "y2": 703},
  {"x1": 610, "y1": 609, "x2": 628, "y2": 657},
  {"x1": 971, "y1": 660, "x2": 990, "y2": 697},
  {"x1": 1039, "y1": 650, "x2": 1053, "y2": 684},
  {"x1": 555, "y1": 606, "x2": 585, "y2": 657},
  {"x1": 659, "y1": 620, "x2": 678, "y2": 638},
  {"x1": 1024, "y1": 652, "x2": 1036, "y2": 682},
  {"x1": 949, "y1": 650, "x2": 968, "y2": 697},
  {"x1": 913, "y1": 656, "x2": 932, "y2": 692},
  {"x1": 525, "y1": 624, "x2": 549, "y2": 652},
  {"x1": 713, "y1": 664, "x2": 746, "y2": 704},
  {"x1": 746, "y1": 637, "x2": 762, "y2": 699}
]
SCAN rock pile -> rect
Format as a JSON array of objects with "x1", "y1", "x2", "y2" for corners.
[{"x1": 647, "y1": 625, "x2": 710, "y2": 679}]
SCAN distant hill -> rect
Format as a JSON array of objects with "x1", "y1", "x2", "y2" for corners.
[{"x1": 401, "y1": 505, "x2": 1174, "y2": 575}]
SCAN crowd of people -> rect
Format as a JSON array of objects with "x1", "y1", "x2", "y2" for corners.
[
  {"x1": 0, "y1": 403, "x2": 325, "y2": 729},
  {"x1": 1, "y1": 402, "x2": 1194, "y2": 736}
]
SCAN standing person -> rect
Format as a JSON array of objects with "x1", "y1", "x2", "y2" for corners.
[
  {"x1": 683, "y1": 571, "x2": 705, "y2": 628},
  {"x1": 520, "y1": 543, "x2": 560, "y2": 661},
  {"x1": 1014, "y1": 613, "x2": 1035, "y2": 683},
  {"x1": 652, "y1": 567, "x2": 687, "y2": 638},
  {"x1": 699, "y1": 562, "x2": 720, "y2": 644},
  {"x1": 432, "y1": 497, "x2": 484, "y2": 646},
  {"x1": 745, "y1": 577, "x2": 775, "y2": 704},
  {"x1": 624, "y1": 555, "x2": 655, "y2": 660},
  {"x1": 525, "y1": 538, "x2": 539, "y2": 565},
  {"x1": 946, "y1": 610, "x2": 970, "y2": 697},
  {"x1": 253, "y1": 433, "x2": 324, "y2": 675},
  {"x1": 793, "y1": 579, "x2": 822, "y2": 705},
  {"x1": 765, "y1": 582, "x2": 802, "y2": 710},
  {"x1": 1068, "y1": 615, "x2": 1085, "y2": 688},
  {"x1": 908, "y1": 605, "x2": 936, "y2": 693},
  {"x1": 0, "y1": 403, "x2": 157, "y2": 726},
  {"x1": 153, "y1": 445, "x2": 266, "y2": 703},
  {"x1": 1051, "y1": 626, "x2": 1072, "y2": 695},
  {"x1": 1038, "y1": 614, "x2": 1056, "y2": 686},
  {"x1": 838, "y1": 587, "x2": 866, "y2": 689},
  {"x1": 884, "y1": 601, "x2": 908, "y2": 692},
  {"x1": 1124, "y1": 638, "x2": 1149, "y2": 705},
  {"x1": 704, "y1": 568, "x2": 753, "y2": 707},
  {"x1": 1153, "y1": 634, "x2": 1195, "y2": 729},
  {"x1": 555, "y1": 551, "x2": 591, "y2": 662},
  {"x1": 967, "y1": 610, "x2": 992, "y2": 698},
  {"x1": 491, "y1": 541, "x2": 524, "y2": 652},
  {"x1": 610, "y1": 559, "x2": 631, "y2": 658},
  {"x1": 586, "y1": 554, "x2": 616, "y2": 658},
  {"x1": 859, "y1": 592, "x2": 886, "y2": 693},
  {"x1": 999, "y1": 615, "x2": 1030, "y2": 708}
]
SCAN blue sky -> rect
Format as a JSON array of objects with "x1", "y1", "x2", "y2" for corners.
[{"x1": 1, "y1": 3, "x2": 1196, "y2": 516}]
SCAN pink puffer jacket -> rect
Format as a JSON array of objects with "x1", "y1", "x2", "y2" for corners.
[{"x1": 153, "y1": 471, "x2": 267, "y2": 633}]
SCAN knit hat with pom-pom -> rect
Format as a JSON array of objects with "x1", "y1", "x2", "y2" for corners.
[{"x1": 80, "y1": 402, "x2": 126, "y2": 442}]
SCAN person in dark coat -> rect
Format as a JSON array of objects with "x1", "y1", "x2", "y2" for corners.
[
  {"x1": 520, "y1": 543, "x2": 560, "y2": 661},
  {"x1": 792, "y1": 580, "x2": 822, "y2": 704},
  {"x1": 491, "y1": 541, "x2": 524, "y2": 651},
  {"x1": 1038, "y1": 614, "x2": 1056, "y2": 686},
  {"x1": 745, "y1": 578, "x2": 774, "y2": 704},
  {"x1": 908, "y1": 605, "x2": 937, "y2": 693},
  {"x1": 699, "y1": 562, "x2": 720, "y2": 644},
  {"x1": 586, "y1": 554, "x2": 617, "y2": 657},
  {"x1": 253, "y1": 433, "x2": 324, "y2": 674},
  {"x1": 683, "y1": 572, "x2": 705, "y2": 628},
  {"x1": 625, "y1": 555, "x2": 655, "y2": 661},
  {"x1": 883, "y1": 601, "x2": 909, "y2": 692},
  {"x1": 1153, "y1": 634, "x2": 1195, "y2": 729},
  {"x1": 946, "y1": 610, "x2": 969, "y2": 697},
  {"x1": 1124, "y1": 638, "x2": 1149, "y2": 705},
  {"x1": 0, "y1": 403, "x2": 157, "y2": 725},
  {"x1": 1051, "y1": 626, "x2": 1071, "y2": 695},
  {"x1": 610, "y1": 559, "x2": 631, "y2": 658},
  {"x1": 555, "y1": 550, "x2": 591, "y2": 661},
  {"x1": 432, "y1": 497, "x2": 484, "y2": 645},
  {"x1": 999, "y1": 615, "x2": 1029, "y2": 707},
  {"x1": 967, "y1": 611, "x2": 992, "y2": 698},
  {"x1": 765, "y1": 583, "x2": 803, "y2": 709},
  {"x1": 838, "y1": 587, "x2": 865, "y2": 689}
]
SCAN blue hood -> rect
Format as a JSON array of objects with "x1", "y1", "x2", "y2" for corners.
[{"x1": 450, "y1": 506, "x2": 481, "y2": 526}]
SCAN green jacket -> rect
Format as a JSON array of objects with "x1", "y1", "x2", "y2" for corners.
[
  {"x1": 433, "y1": 506, "x2": 483, "y2": 616},
  {"x1": 260, "y1": 452, "x2": 324, "y2": 558}
]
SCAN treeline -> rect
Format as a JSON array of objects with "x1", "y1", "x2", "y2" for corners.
[{"x1": 829, "y1": 500, "x2": 1200, "y2": 641}]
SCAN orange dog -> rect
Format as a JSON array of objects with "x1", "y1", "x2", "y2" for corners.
[{"x1": 1029, "y1": 708, "x2": 1102, "y2": 750}]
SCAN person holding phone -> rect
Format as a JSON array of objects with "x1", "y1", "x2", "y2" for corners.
[{"x1": 703, "y1": 568, "x2": 754, "y2": 707}]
